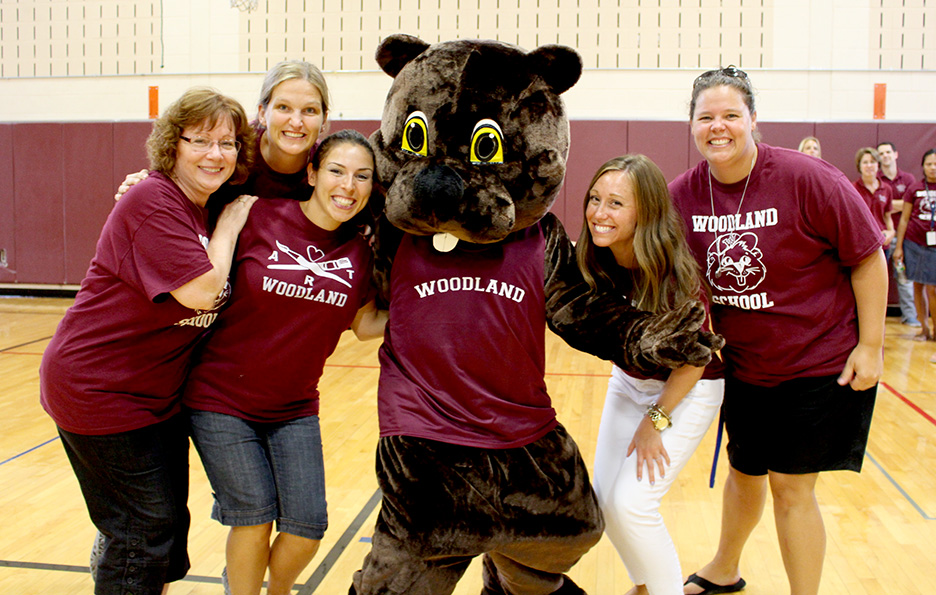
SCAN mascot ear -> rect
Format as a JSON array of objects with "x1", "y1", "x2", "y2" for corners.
[
  {"x1": 528, "y1": 45, "x2": 582, "y2": 95},
  {"x1": 375, "y1": 34, "x2": 431, "y2": 77}
]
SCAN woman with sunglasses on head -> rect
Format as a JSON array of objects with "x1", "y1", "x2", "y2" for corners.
[
  {"x1": 579, "y1": 155, "x2": 725, "y2": 595},
  {"x1": 670, "y1": 67, "x2": 888, "y2": 595},
  {"x1": 893, "y1": 148, "x2": 936, "y2": 345},
  {"x1": 40, "y1": 87, "x2": 257, "y2": 595},
  {"x1": 183, "y1": 129, "x2": 386, "y2": 595}
]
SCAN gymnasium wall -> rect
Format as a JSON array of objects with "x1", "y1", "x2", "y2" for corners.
[
  {"x1": 3, "y1": 0, "x2": 936, "y2": 123},
  {"x1": 2, "y1": 118, "x2": 935, "y2": 288}
]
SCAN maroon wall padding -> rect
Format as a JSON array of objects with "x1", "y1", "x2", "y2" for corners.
[
  {"x1": 756, "y1": 122, "x2": 816, "y2": 158},
  {"x1": 64, "y1": 123, "x2": 117, "y2": 284},
  {"x1": 815, "y1": 122, "x2": 880, "y2": 179},
  {"x1": 4, "y1": 118, "x2": 935, "y2": 303},
  {"x1": 628, "y1": 120, "x2": 693, "y2": 184},
  {"x1": 0, "y1": 124, "x2": 15, "y2": 283},
  {"x1": 332, "y1": 120, "x2": 381, "y2": 140},
  {"x1": 875, "y1": 123, "x2": 936, "y2": 182},
  {"x1": 112, "y1": 121, "x2": 154, "y2": 191},
  {"x1": 563, "y1": 120, "x2": 630, "y2": 236},
  {"x1": 13, "y1": 123, "x2": 66, "y2": 284}
]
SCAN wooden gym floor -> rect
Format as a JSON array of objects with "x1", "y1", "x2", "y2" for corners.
[{"x1": 0, "y1": 296, "x2": 934, "y2": 594}]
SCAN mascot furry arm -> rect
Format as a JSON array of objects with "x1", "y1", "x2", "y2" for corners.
[{"x1": 370, "y1": 34, "x2": 722, "y2": 374}]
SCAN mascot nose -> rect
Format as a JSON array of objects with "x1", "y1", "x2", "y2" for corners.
[{"x1": 413, "y1": 164, "x2": 464, "y2": 220}]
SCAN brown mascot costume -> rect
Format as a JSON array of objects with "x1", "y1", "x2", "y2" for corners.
[{"x1": 350, "y1": 34, "x2": 724, "y2": 595}]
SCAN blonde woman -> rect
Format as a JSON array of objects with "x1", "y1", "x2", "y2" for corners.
[
  {"x1": 578, "y1": 155, "x2": 725, "y2": 595},
  {"x1": 797, "y1": 136, "x2": 821, "y2": 159}
]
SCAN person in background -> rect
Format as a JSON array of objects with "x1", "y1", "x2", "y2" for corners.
[
  {"x1": 797, "y1": 136, "x2": 821, "y2": 159},
  {"x1": 894, "y1": 148, "x2": 936, "y2": 345},
  {"x1": 184, "y1": 129, "x2": 386, "y2": 595},
  {"x1": 878, "y1": 141, "x2": 922, "y2": 328},
  {"x1": 853, "y1": 147, "x2": 896, "y2": 250},
  {"x1": 579, "y1": 154, "x2": 724, "y2": 595},
  {"x1": 671, "y1": 66, "x2": 887, "y2": 595},
  {"x1": 40, "y1": 87, "x2": 257, "y2": 595}
]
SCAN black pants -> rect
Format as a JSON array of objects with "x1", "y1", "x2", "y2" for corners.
[{"x1": 59, "y1": 415, "x2": 190, "y2": 595}]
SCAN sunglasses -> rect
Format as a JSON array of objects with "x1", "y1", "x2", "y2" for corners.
[{"x1": 694, "y1": 65, "x2": 749, "y2": 88}]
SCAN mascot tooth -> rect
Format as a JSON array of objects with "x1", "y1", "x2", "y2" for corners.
[
  {"x1": 432, "y1": 232, "x2": 460, "y2": 253},
  {"x1": 350, "y1": 34, "x2": 725, "y2": 595}
]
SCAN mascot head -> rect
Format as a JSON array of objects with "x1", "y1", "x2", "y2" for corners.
[{"x1": 370, "y1": 34, "x2": 582, "y2": 247}]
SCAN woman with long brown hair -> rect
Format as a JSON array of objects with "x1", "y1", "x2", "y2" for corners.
[{"x1": 578, "y1": 154, "x2": 724, "y2": 595}]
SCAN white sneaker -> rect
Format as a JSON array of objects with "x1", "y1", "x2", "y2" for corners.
[{"x1": 89, "y1": 531, "x2": 106, "y2": 581}]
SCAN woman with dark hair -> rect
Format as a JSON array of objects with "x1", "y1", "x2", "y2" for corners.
[
  {"x1": 894, "y1": 148, "x2": 936, "y2": 344},
  {"x1": 183, "y1": 129, "x2": 386, "y2": 595},
  {"x1": 671, "y1": 67, "x2": 888, "y2": 595},
  {"x1": 578, "y1": 154, "x2": 724, "y2": 595},
  {"x1": 40, "y1": 87, "x2": 257, "y2": 595}
]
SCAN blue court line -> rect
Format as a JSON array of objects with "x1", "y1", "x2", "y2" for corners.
[
  {"x1": 296, "y1": 488, "x2": 382, "y2": 595},
  {"x1": 0, "y1": 488, "x2": 383, "y2": 593},
  {"x1": 0, "y1": 335, "x2": 54, "y2": 354},
  {"x1": 865, "y1": 451, "x2": 935, "y2": 520},
  {"x1": 0, "y1": 437, "x2": 59, "y2": 467},
  {"x1": 0, "y1": 560, "x2": 229, "y2": 587}
]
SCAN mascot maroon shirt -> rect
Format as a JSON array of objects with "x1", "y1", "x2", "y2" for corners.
[{"x1": 377, "y1": 224, "x2": 557, "y2": 448}]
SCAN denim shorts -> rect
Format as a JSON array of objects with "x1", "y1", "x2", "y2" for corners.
[
  {"x1": 187, "y1": 409, "x2": 328, "y2": 540},
  {"x1": 903, "y1": 239, "x2": 936, "y2": 286},
  {"x1": 58, "y1": 415, "x2": 191, "y2": 595}
]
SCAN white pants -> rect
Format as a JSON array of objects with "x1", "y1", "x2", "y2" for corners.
[{"x1": 593, "y1": 369, "x2": 724, "y2": 595}]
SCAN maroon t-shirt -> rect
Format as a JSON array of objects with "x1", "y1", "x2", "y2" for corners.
[
  {"x1": 879, "y1": 168, "x2": 916, "y2": 229},
  {"x1": 853, "y1": 178, "x2": 895, "y2": 247},
  {"x1": 901, "y1": 179, "x2": 936, "y2": 247},
  {"x1": 377, "y1": 224, "x2": 557, "y2": 448},
  {"x1": 183, "y1": 199, "x2": 374, "y2": 422},
  {"x1": 669, "y1": 144, "x2": 883, "y2": 387},
  {"x1": 40, "y1": 172, "x2": 218, "y2": 435},
  {"x1": 879, "y1": 168, "x2": 916, "y2": 198}
]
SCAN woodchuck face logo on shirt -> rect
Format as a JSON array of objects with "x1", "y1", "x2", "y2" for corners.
[{"x1": 706, "y1": 232, "x2": 766, "y2": 293}]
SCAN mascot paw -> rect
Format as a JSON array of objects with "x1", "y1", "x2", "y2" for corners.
[{"x1": 636, "y1": 300, "x2": 725, "y2": 369}]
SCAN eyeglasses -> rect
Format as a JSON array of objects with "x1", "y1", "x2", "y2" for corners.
[
  {"x1": 179, "y1": 135, "x2": 241, "y2": 154},
  {"x1": 693, "y1": 65, "x2": 749, "y2": 88}
]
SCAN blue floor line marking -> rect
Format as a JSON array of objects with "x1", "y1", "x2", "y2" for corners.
[
  {"x1": 0, "y1": 436, "x2": 59, "y2": 467},
  {"x1": 296, "y1": 487, "x2": 382, "y2": 595},
  {"x1": 0, "y1": 335, "x2": 54, "y2": 353},
  {"x1": 866, "y1": 452, "x2": 934, "y2": 520}
]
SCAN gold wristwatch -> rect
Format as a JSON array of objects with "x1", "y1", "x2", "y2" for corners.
[{"x1": 646, "y1": 404, "x2": 672, "y2": 431}]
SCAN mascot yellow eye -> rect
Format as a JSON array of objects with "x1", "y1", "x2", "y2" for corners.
[
  {"x1": 401, "y1": 111, "x2": 429, "y2": 156},
  {"x1": 470, "y1": 119, "x2": 504, "y2": 164}
]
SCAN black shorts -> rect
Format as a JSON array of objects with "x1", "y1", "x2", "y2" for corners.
[{"x1": 724, "y1": 374, "x2": 876, "y2": 475}]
